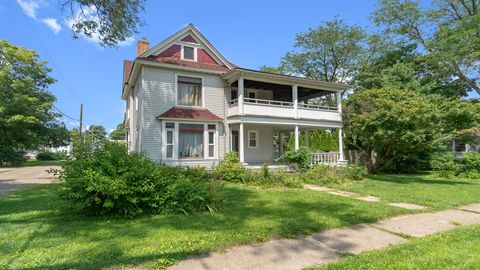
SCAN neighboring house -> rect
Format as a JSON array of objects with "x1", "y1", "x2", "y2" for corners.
[
  {"x1": 122, "y1": 24, "x2": 350, "y2": 167},
  {"x1": 450, "y1": 138, "x2": 480, "y2": 157}
]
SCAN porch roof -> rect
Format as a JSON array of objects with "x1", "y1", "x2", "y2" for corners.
[
  {"x1": 156, "y1": 107, "x2": 223, "y2": 121},
  {"x1": 221, "y1": 68, "x2": 351, "y2": 92}
]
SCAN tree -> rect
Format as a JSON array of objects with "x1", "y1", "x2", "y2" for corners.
[
  {"x1": 0, "y1": 40, "x2": 69, "y2": 165},
  {"x1": 61, "y1": 0, "x2": 146, "y2": 47},
  {"x1": 343, "y1": 88, "x2": 480, "y2": 173},
  {"x1": 109, "y1": 123, "x2": 126, "y2": 140},
  {"x1": 374, "y1": 0, "x2": 480, "y2": 96},
  {"x1": 86, "y1": 125, "x2": 106, "y2": 142},
  {"x1": 272, "y1": 19, "x2": 389, "y2": 84}
]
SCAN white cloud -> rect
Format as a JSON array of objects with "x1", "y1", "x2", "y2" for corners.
[
  {"x1": 41, "y1": 18, "x2": 61, "y2": 34},
  {"x1": 16, "y1": 0, "x2": 40, "y2": 19},
  {"x1": 65, "y1": 6, "x2": 134, "y2": 47}
]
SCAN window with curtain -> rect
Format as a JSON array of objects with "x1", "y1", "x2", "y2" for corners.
[
  {"x1": 179, "y1": 124, "x2": 204, "y2": 159},
  {"x1": 178, "y1": 76, "x2": 202, "y2": 106}
]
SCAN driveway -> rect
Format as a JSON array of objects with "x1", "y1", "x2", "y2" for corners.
[{"x1": 0, "y1": 165, "x2": 60, "y2": 196}]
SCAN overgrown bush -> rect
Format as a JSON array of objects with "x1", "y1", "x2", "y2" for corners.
[
  {"x1": 214, "y1": 152, "x2": 246, "y2": 182},
  {"x1": 36, "y1": 151, "x2": 63, "y2": 161},
  {"x1": 431, "y1": 151, "x2": 480, "y2": 179},
  {"x1": 300, "y1": 164, "x2": 368, "y2": 185},
  {"x1": 244, "y1": 167, "x2": 301, "y2": 188},
  {"x1": 276, "y1": 147, "x2": 311, "y2": 169},
  {"x1": 56, "y1": 142, "x2": 222, "y2": 217}
]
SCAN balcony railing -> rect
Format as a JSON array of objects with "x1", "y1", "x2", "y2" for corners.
[{"x1": 229, "y1": 98, "x2": 337, "y2": 111}]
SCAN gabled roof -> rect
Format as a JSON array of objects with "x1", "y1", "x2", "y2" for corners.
[
  {"x1": 140, "y1": 23, "x2": 233, "y2": 70},
  {"x1": 156, "y1": 107, "x2": 224, "y2": 121}
]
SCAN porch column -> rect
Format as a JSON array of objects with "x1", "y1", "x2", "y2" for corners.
[
  {"x1": 338, "y1": 128, "x2": 346, "y2": 161},
  {"x1": 294, "y1": 125, "x2": 299, "y2": 150},
  {"x1": 336, "y1": 91, "x2": 342, "y2": 113},
  {"x1": 238, "y1": 77, "x2": 244, "y2": 115},
  {"x1": 279, "y1": 132, "x2": 284, "y2": 156},
  {"x1": 292, "y1": 85, "x2": 298, "y2": 119},
  {"x1": 239, "y1": 122, "x2": 245, "y2": 163},
  {"x1": 304, "y1": 130, "x2": 309, "y2": 148}
]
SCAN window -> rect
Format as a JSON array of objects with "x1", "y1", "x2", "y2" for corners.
[
  {"x1": 165, "y1": 122, "x2": 174, "y2": 158},
  {"x1": 177, "y1": 76, "x2": 202, "y2": 106},
  {"x1": 183, "y1": 46, "x2": 194, "y2": 60},
  {"x1": 247, "y1": 90, "x2": 257, "y2": 100},
  {"x1": 208, "y1": 124, "x2": 216, "y2": 158},
  {"x1": 248, "y1": 130, "x2": 258, "y2": 148},
  {"x1": 179, "y1": 124, "x2": 204, "y2": 158},
  {"x1": 231, "y1": 89, "x2": 238, "y2": 100}
]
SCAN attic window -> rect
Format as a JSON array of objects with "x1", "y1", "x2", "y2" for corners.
[{"x1": 183, "y1": 46, "x2": 194, "y2": 60}]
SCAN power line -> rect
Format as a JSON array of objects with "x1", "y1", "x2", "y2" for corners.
[
  {"x1": 0, "y1": 49, "x2": 80, "y2": 122},
  {"x1": 15, "y1": 0, "x2": 82, "y2": 105}
]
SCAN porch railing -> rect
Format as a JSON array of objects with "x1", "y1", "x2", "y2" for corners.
[
  {"x1": 310, "y1": 152, "x2": 340, "y2": 166},
  {"x1": 229, "y1": 97, "x2": 337, "y2": 112}
]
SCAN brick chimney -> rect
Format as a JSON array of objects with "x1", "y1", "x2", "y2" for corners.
[{"x1": 136, "y1": 37, "x2": 149, "y2": 57}]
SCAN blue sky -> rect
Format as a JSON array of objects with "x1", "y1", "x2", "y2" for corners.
[{"x1": 2, "y1": 0, "x2": 477, "y2": 132}]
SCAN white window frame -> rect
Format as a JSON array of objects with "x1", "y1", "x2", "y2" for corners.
[
  {"x1": 205, "y1": 123, "x2": 217, "y2": 159},
  {"x1": 174, "y1": 73, "x2": 205, "y2": 108},
  {"x1": 181, "y1": 45, "x2": 197, "y2": 62},
  {"x1": 248, "y1": 130, "x2": 259, "y2": 149},
  {"x1": 163, "y1": 122, "x2": 176, "y2": 160}
]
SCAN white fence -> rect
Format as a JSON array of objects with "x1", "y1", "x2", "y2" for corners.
[{"x1": 310, "y1": 152, "x2": 340, "y2": 166}]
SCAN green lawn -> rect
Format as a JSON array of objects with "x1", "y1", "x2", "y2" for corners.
[
  {"x1": 0, "y1": 183, "x2": 407, "y2": 270},
  {"x1": 331, "y1": 173, "x2": 480, "y2": 209},
  {"x1": 310, "y1": 225, "x2": 480, "y2": 270}
]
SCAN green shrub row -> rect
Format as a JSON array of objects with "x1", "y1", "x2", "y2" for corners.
[
  {"x1": 56, "y1": 142, "x2": 222, "y2": 217},
  {"x1": 431, "y1": 152, "x2": 480, "y2": 179},
  {"x1": 36, "y1": 151, "x2": 66, "y2": 161}
]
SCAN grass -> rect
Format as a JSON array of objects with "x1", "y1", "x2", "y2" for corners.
[
  {"x1": 0, "y1": 183, "x2": 408, "y2": 270},
  {"x1": 331, "y1": 173, "x2": 480, "y2": 209},
  {"x1": 310, "y1": 225, "x2": 480, "y2": 270}
]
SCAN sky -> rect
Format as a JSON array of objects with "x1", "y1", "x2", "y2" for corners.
[{"x1": 2, "y1": 0, "x2": 477, "y2": 133}]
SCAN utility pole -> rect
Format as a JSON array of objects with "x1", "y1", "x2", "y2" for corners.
[{"x1": 79, "y1": 104, "x2": 83, "y2": 143}]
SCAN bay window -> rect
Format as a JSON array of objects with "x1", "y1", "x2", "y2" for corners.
[
  {"x1": 165, "y1": 122, "x2": 174, "y2": 158},
  {"x1": 179, "y1": 124, "x2": 204, "y2": 159},
  {"x1": 208, "y1": 124, "x2": 216, "y2": 158},
  {"x1": 177, "y1": 76, "x2": 202, "y2": 106}
]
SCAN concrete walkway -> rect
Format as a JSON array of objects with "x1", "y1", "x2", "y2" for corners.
[
  {"x1": 0, "y1": 165, "x2": 60, "y2": 196},
  {"x1": 169, "y1": 203, "x2": 480, "y2": 270}
]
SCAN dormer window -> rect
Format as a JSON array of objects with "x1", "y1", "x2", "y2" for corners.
[{"x1": 182, "y1": 46, "x2": 195, "y2": 61}]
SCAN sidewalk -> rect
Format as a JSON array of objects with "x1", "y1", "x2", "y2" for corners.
[{"x1": 169, "y1": 203, "x2": 480, "y2": 270}]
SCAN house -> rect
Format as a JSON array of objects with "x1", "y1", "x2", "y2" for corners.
[{"x1": 122, "y1": 24, "x2": 350, "y2": 167}]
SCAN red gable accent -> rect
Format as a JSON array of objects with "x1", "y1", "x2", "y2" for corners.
[
  {"x1": 180, "y1": 35, "x2": 198, "y2": 44},
  {"x1": 123, "y1": 60, "x2": 134, "y2": 84},
  {"x1": 197, "y1": 48, "x2": 217, "y2": 65},
  {"x1": 158, "y1": 44, "x2": 181, "y2": 58},
  {"x1": 157, "y1": 107, "x2": 223, "y2": 121},
  {"x1": 139, "y1": 56, "x2": 230, "y2": 72}
]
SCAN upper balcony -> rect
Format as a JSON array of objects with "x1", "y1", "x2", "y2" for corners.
[{"x1": 222, "y1": 69, "x2": 349, "y2": 123}]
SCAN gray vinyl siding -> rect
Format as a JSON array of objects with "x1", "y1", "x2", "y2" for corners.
[
  {"x1": 140, "y1": 66, "x2": 227, "y2": 163},
  {"x1": 244, "y1": 124, "x2": 274, "y2": 163}
]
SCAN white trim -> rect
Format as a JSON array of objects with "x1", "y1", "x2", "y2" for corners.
[
  {"x1": 247, "y1": 130, "x2": 259, "y2": 149},
  {"x1": 174, "y1": 73, "x2": 205, "y2": 108},
  {"x1": 180, "y1": 45, "x2": 198, "y2": 62},
  {"x1": 246, "y1": 89, "x2": 258, "y2": 99},
  {"x1": 227, "y1": 116, "x2": 343, "y2": 128}
]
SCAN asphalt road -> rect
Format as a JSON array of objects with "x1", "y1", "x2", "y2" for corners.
[{"x1": 0, "y1": 165, "x2": 60, "y2": 196}]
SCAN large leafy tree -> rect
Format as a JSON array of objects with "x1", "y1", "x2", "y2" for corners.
[
  {"x1": 344, "y1": 88, "x2": 480, "y2": 173},
  {"x1": 109, "y1": 123, "x2": 126, "y2": 140},
  {"x1": 374, "y1": 0, "x2": 480, "y2": 96},
  {"x1": 0, "y1": 40, "x2": 69, "y2": 164},
  {"x1": 61, "y1": 0, "x2": 146, "y2": 47},
  {"x1": 263, "y1": 19, "x2": 388, "y2": 84}
]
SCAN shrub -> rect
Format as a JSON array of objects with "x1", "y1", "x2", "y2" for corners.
[
  {"x1": 301, "y1": 164, "x2": 368, "y2": 185},
  {"x1": 430, "y1": 152, "x2": 459, "y2": 177},
  {"x1": 458, "y1": 152, "x2": 480, "y2": 179},
  {"x1": 36, "y1": 151, "x2": 63, "y2": 161},
  {"x1": 431, "y1": 151, "x2": 480, "y2": 179},
  {"x1": 276, "y1": 147, "x2": 311, "y2": 169},
  {"x1": 244, "y1": 168, "x2": 301, "y2": 188},
  {"x1": 56, "y1": 142, "x2": 222, "y2": 217},
  {"x1": 1, "y1": 150, "x2": 27, "y2": 166},
  {"x1": 214, "y1": 152, "x2": 246, "y2": 182}
]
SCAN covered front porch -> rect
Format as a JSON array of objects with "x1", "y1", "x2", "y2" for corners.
[{"x1": 228, "y1": 119, "x2": 346, "y2": 167}]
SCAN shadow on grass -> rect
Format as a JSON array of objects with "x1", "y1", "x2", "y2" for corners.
[
  {"x1": 368, "y1": 173, "x2": 473, "y2": 186},
  {"x1": 0, "y1": 183, "x2": 400, "y2": 270}
]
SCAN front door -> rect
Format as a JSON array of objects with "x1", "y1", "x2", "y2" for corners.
[{"x1": 232, "y1": 131, "x2": 239, "y2": 153}]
